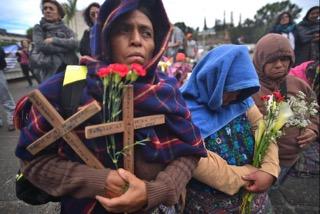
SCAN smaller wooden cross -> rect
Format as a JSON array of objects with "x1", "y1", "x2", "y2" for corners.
[
  {"x1": 85, "y1": 85, "x2": 165, "y2": 173},
  {"x1": 26, "y1": 89, "x2": 104, "y2": 169}
]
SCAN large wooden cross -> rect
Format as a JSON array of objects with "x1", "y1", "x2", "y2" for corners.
[
  {"x1": 85, "y1": 85, "x2": 165, "y2": 173},
  {"x1": 26, "y1": 89, "x2": 104, "y2": 169}
]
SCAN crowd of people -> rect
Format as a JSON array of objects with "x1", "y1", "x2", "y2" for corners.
[{"x1": 0, "y1": 0, "x2": 318, "y2": 213}]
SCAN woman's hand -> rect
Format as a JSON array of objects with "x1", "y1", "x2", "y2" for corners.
[
  {"x1": 97, "y1": 168, "x2": 147, "y2": 213},
  {"x1": 296, "y1": 128, "x2": 317, "y2": 148},
  {"x1": 242, "y1": 170, "x2": 275, "y2": 193},
  {"x1": 44, "y1": 38, "x2": 53, "y2": 44},
  {"x1": 104, "y1": 169, "x2": 127, "y2": 198}
]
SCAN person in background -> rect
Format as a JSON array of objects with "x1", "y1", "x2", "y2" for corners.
[
  {"x1": 167, "y1": 52, "x2": 192, "y2": 87},
  {"x1": 270, "y1": 11, "x2": 296, "y2": 49},
  {"x1": 185, "y1": 33, "x2": 198, "y2": 60},
  {"x1": 80, "y1": 2, "x2": 100, "y2": 56},
  {"x1": 31, "y1": 0, "x2": 79, "y2": 82},
  {"x1": 0, "y1": 46, "x2": 16, "y2": 131},
  {"x1": 166, "y1": 24, "x2": 185, "y2": 59},
  {"x1": 16, "y1": 40, "x2": 39, "y2": 87},
  {"x1": 289, "y1": 57, "x2": 319, "y2": 104},
  {"x1": 294, "y1": 6, "x2": 319, "y2": 66},
  {"x1": 181, "y1": 45, "x2": 279, "y2": 213},
  {"x1": 252, "y1": 33, "x2": 319, "y2": 184}
]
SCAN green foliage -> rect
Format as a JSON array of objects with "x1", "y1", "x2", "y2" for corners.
[
  {"x1": 26, "y1": 27, "x2": 33, "y2": 41},
  {"x1": 0, "y1": 41, "x2": 16, "y2": 46}
]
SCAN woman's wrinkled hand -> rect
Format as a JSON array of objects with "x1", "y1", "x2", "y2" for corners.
[
  {"x1": 97, "y1": 168, "x2": 147, "y2": 213},
  {"x1": 104, "y1": 169, "x2": 127, "y2": 198},
  {"x1": 296, "y1": 128, "x2": 317, "y2": 148},
  {"x1": 242, "y1": 170, "x2": 275, "y2": 193}
]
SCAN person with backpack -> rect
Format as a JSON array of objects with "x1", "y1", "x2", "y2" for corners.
[{"x1": 0, "y1": 46, "x2": 16, "y2": 131}]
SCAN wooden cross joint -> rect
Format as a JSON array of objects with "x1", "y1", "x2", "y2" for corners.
[
  {"x1": 26, "y1": 89, "x2": 104, "y2": 169},
  {"x1": 85, "y1": 85, "x2": 165, "y2": 173}
]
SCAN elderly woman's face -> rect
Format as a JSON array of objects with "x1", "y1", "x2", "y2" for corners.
[
  {"x1": 42, "y1": 2, "x2": 61, "y2": 22},
  {"x1": 110, "y1": 10, "x2": 155, "y2": 66},
  {"x1": 264, "y1": 57, "x2": 290, "y2": 79}
]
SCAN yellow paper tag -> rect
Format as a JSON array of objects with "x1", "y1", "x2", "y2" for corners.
[{"x1": 63, "y1": 65, "x2": 88, "y2": 86}]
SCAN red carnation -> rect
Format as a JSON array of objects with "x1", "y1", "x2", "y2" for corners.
[
  {"x1": 260, "y1": 95, "x2": 271, "y2": 101},
  {"x1": 97, "y1": 67, "x2": 111, "y2": 78},
  {"x1": 109, "y1": 64, "x2": 129, "y2": 77},
  {"x1": 131, "y1": 63, "x2": 146, "y2": 77},
  {"x1": 273, "y1": 90, "x2": 285, "y2": 102}
]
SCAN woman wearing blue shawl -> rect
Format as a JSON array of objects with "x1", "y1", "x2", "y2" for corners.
[
  {"x1": 181, "y1": 45, "x2": 280, "y2": 213},
  {"x1": 14, "y1": 0, "x2": 209, "y2": 213},
  {"x1": 270, "y1": 11, "x2": 296, "y2": 49}
]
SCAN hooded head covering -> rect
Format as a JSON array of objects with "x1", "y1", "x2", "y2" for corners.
[
  {"x1": 90, "y1": 0, "x2": 172, "y2": 74},
  {"x1": 181, "y1": 45, "x2": 260, "y2": 138},
  {"x1": 83, "y1": 0, "x2": 206, "y2": 163},
  {"x1": 16, "y1": 0, "x2": 206, "y2": 163},
  {"x1": 253, "y1": 33, "x2": 295, "y2": 90},
  {"x1": 303, "y1": 6, "x2": 319, "y2": 23}
]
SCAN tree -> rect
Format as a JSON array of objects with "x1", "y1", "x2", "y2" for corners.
[
  {"x1": 228, "y1": 0, "x2": 302, "y2": 43},
  {"x1": 253, "y1": 0, "x2": 301, "y2": 38},
  {"x1": 62, "y1": 0, "x2": 78, "y2": 26},
  {"x1": 26, "y1": 27, "x2": 33, "y2": 41}
]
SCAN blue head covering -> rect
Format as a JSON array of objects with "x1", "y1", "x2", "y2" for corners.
[{"x1": 180, "y1": 45, "x2": 260, "y2": 139}]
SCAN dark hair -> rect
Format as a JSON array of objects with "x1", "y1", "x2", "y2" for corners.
[
  {"x1": 41, "y1": 0, "x2": 65, "y2": 19},
  {"x1": 305, "y1": 6, "x2": 319, "y2": 21},
  {"x1": 83, "y1": 2, "x2": 100, "y2": 27},
  {"x1": 20, "y1": 40, "x2": 29, "y2": 47},
  {"x1": 276, "y1": 11, "x2": 293, "y2": 25}
]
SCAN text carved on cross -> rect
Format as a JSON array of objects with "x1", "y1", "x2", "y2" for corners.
[
  {"x1": 85, "y1": 85, "x2": 165, "y2": 173},
  {"x1": 26, "y1": 89, "x2": 104, "y2": 169}
]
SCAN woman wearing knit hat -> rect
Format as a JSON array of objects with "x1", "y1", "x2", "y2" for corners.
[{"x1": 252, "y1": 33, "x2": 319, "y2": 184}]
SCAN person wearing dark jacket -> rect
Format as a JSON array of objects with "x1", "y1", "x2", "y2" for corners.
[
  {"x1": 79, "y1": 2, "x2": 100, "y2": 56},
  {"x1": 294, "y1": 6, "x2": 319, "y2": 65},
  {"x1": 31, "y1": 0, "x2": 79, "y2": 82}
]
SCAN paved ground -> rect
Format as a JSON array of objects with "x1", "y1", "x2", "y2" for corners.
[
  {"x1": 0, "y1": 79, "x2": 59, "y2": 214},
  {"x1": 0, "y1": 79, "x2": 319, "y2": 214}
]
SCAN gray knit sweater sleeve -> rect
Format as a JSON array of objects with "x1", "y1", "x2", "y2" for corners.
[
  {"x1": 144, "y1": 156, "x2": 199, "y2": 210},
  {"x1": 33, "y1": 24, "x2": 78, "y2": 54}
]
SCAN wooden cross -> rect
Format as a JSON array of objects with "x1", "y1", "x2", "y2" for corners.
[
  {"x1": 26, "y1": 89, "x2": 104, "y2": 169},
  {"x1": 85, "y1": 85, "x2": 165, "y2": 173}
]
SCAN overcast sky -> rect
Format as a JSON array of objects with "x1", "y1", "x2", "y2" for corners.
[{"x1": 0, "y1": 0, "x2": 318, "y2": 35}]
